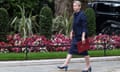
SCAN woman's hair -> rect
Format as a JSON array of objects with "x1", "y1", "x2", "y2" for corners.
[{"x1": 73, "y1": 0, "x2": 82, "y2": 6}]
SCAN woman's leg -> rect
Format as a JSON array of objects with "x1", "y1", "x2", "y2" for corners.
[
  {"x1": 62, "y1": 54, "x2": 72, "y2": 66},
  {"x1": 84, "y1": 55, "x2": 91, "y2": 70}
]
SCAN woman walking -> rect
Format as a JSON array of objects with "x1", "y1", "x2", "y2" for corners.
[{"x1": 57, "y1": 1, "x2": 91, "y2": 72}]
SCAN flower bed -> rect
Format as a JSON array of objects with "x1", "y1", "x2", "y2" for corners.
[
  {"x1": 88, "y1": 34, "x2": 120, "y2": 50},
  {"x1": 0, "y1": 33, "x2": 120, "y2": 53},
  {"x1": 0, "y1": 34, "x2": 71, "y2": 53}
]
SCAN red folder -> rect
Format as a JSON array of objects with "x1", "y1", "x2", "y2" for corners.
[{"x1": 77, "y1": 39, "x2": 90, "y2": 53}]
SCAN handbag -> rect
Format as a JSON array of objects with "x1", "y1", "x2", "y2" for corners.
[{"x1": 77, "y1": 39, "x2": 90, "y2": 53}]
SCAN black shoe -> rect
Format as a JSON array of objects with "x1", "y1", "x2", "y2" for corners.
[
  {"x1": 82, "y1": 67, "x2": 92, "y2": 72},
  {"x1": 57, "y1": 66, "x2": 68, "y2": 71}
]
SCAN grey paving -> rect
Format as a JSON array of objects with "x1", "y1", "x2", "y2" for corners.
[{"x1": 0, "y1": 56, "x2": 120, "y2": 72}]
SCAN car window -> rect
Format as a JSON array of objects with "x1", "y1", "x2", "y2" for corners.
[
  {"x1": 96, "y1": 2, "x2": 120, "y2": 14},
  {"x1": 96, "y1": 3, "x2": 111, "y2": 12}
]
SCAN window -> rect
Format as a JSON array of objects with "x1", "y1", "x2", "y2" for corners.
[
  {"x1": 96, "y1": 3, "x2": 111, "y2": 12},
  {"x1": 96, "y1": 2, "x2": 120, "y2": 14}
]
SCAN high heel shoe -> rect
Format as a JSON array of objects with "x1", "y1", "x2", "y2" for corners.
[
  {"x1": 82, "y1": 67, "x2": 92, "y2": 72},
  {"x1": 57, "y1": 66, "x2": 68, "y2": 71}
]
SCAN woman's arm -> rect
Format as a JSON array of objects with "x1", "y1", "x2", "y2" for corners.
[{"x1": 81, "y1": 12, "x2": 87, "y2": 42}]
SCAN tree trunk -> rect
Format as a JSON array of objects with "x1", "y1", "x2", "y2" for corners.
[
  {"x1": 81, "y1": 0, "x2": 88, "y2": 10},
  {"x1": 54, "y1": 0, "x2": 73, "y2": 17},
  {"x1": 54, "y1": 0, "x2": 89, "y2": 17}
]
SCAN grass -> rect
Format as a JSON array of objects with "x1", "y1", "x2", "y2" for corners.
[
  {"x1": 0, "y1": 49, "x2": 120, "y2": 61},
  {"x1": 89, "y1": 49, "x2": 120, "y2": 57}
]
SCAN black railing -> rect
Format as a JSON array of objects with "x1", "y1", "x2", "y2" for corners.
[{"x1": 0, "y1": 42, "x2": 109, "y2": 60}]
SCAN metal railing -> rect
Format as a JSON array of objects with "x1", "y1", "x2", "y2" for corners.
[{"x1": 0, "y1": 42, "x2": 111, "y2": 60}]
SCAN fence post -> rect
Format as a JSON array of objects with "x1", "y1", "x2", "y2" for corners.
[
  {"x1": 103, "y1": 39, "x2": 107, "y2": 56},
  {"x1": 25, "y1": 46, "x2": 29, "y2": 60}
]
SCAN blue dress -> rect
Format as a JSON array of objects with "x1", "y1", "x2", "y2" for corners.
[{"x1": 68, "y1": 11, "x2": 88, "y2": 56}]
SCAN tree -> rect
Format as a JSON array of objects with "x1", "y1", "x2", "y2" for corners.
[
  {"x1": 0, "y1": 0, "x2": 40, "y2": 17},
  {"x1": 80, "y1": 0, "x2": 88, "y2": 10},
  {"x1": 54, "y1": 0, "x2": 89, "y2": 17},
  {"x1": 85, "y1": 8, "x2": 96, "y2": 36},
  {"x1": 39, "y1": 5, "x2": 53, "y2": 39},
  {"x1": 0, "y1": 8, "x2": 9, "y2": 41},
  {"x1": 54, "y1": 0, "x2": 73, "y2": 18}
]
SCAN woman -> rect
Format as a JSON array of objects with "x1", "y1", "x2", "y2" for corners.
[{"x1": 57, "y1": 1, "x2": 91, "y2": 72}]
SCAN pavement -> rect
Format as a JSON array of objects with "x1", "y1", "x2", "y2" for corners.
[{"x1": 0, "y1": 56, "x2": 120, "y2": 72}]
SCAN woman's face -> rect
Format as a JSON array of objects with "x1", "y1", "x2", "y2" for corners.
[{"x1": 73, "y1": 3, "x2": 81, "y2": 12}]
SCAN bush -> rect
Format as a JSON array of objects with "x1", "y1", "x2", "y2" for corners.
[
  {"x1": 0, "y1": 8, "x2": 9, "y2": 41},
  {"x1": 52, "y1": 16, "x2": 65, "y2": 34},
  {"x1": 52, "y1": 11, "x2": 73, "y2": 36},
  {"x1": 85, "y1": 8, "x2": 96, "y2": 36},
  {"x1": 39, "y1": 5, "x2": 53, "y2": 39},
  {"x1": 10, "y1": 5, "x2": 33, "y2": 38}
]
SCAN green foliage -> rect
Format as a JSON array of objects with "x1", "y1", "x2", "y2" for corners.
[
  {"x1": 64, "y1": 13, "x2": 73, "y2": 36},
  {"x1": 11, "y1": 5, "x2": 33, "y2": 38},
  {"x1": 0, "y1": 8, "x2": 9, "y2": 41},
  {"x1": 31, "y1": 15, "x2": 40, "y2": 34},
  {"x1": 0, "y1": 0, "x2": 54, "y2": 37},
  {"x1": 12, "y1": 0, "x2": 40, "y2": 16},
  {"x1": 85, "y1": 8, "x2": 96, "y2": 36},
  {"x1": 52, "y1": 12, "x2": 73, "y2": 36},
  {"x1": 39, "y1": 5, "x2": 53, "y2": 39},
  {"x1": 52, "y1": 16, "x2": 65, "y2": 34},
  {"x1": 0, "y1": 0, "x2": 40, "y2": 16},
  {"x1": 0, "y1": 0, "x2": 54, "y2": 17}
]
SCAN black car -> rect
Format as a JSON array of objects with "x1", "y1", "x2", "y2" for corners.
[{"x1": 88, "y1": 0, "x2": 120, "y2": 35}]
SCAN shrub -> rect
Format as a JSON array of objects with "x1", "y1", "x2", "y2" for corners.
[
  {"x1": 85, "y1": 8, "x2": 96, "y2": 36},
  {"x1": 11, "y1": 5, "x2": 33, "y2": 38},
  {"x1": 52, "y1": 11, "x2": 73, "y2": 36},
  {"x1": 39, "y1": 5, "x2": 53, "y2": 39},
  {"x1": 0, "y1": 8, "x2": 9, "y2": 41}
]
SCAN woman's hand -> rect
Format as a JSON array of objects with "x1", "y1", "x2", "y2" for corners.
[
  {"x1": 82, "y1": 37, "x2": 85, "y2": 44},
  {"x1": 70, "y1": 30, "x2": 73, "y2": 39},
  {"x1": 82, "y1": 32, "x2": 86, "y2": 44}
]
